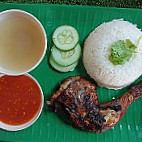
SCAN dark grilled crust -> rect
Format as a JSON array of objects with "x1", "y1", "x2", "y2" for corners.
[
  {"x1": 47, "y1": 76, "x2": 142, "y2": 133},
  {"x1": 49, "y1": 76, "x2": 98, "y2": 106},
  {"x1": 95, "y1": 80, "x2": 142, "y2": 132},
  {"x1": 48, "y1": 76, "x2": 99, "y2": 130}
]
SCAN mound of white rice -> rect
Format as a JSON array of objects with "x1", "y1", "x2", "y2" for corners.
[{"x1": 83, "y1": 19, "x2": 142, "y2": 90}]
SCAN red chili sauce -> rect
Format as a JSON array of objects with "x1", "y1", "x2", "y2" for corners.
[{"x1": 0, "y1": 75, "x2": 42, "y2": 125}]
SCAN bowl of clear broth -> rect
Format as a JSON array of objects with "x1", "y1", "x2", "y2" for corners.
[{"x1": 0, "y1": 9, "x2": 47, "y2": 75}]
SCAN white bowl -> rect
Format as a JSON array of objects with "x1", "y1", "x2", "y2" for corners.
[
  {"x1": 0, "y1": 9, "x2": 47, "y2": 75},
  {"x1": 0, "y1": 73, "x2": 44, "y2": 131}
]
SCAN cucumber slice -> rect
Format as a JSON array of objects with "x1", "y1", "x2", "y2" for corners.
[
  {"x1": 49, "y1": 55, "x2": 78, "y2": 72},
  {"x1": 52, "y1": 25, "x2": 79, "y2": 51},
  {"x1": 51, "y1": 44, "x2": 81, "y2": 67}
]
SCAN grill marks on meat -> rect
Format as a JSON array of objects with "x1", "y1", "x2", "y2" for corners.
[
  {"x1": 47, "y1": 76, "x2": 142, "y2": 133},
  {"x1": 49, "y1": 76, "x2": 98, "y2": 105},
  {"x1": 48, "y1": 76, "x2": 98, "y2": 130}
]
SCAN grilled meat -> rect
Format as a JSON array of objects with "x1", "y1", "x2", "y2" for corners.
[
  {"x1": 49, "y1": 76, "x2": 98, "y2": 106},
  {"x1": 47, "y1": 76, "x2": 142, "y2": 133},
  {"x1": 95, "y1": 82, "x2": 142, "y2": 132},
  {"x1": 47, "y1": 76, "x2": 98, "y2": 129}
]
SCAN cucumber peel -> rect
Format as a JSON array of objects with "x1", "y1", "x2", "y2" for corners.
[
  {"x1": 51, "y1": 44, "x2": 81, "y2": 67},
  {"x1": 49, "y1": 55, "x2": 78, "y2": 72},
  {"x1": 52, "y1": 25, "x2": 79, "y2": 51}
]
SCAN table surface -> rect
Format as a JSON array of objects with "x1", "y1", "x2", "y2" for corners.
[{"x1": 0, "y1": 0, "x2": 142, "y2": 9}]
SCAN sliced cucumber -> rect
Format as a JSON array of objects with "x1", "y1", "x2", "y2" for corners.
[
  {"x1": 49, "y1": 55, "x2": 78, "y2": 72},
  {"x1": 52, "y1": 25, "x2": 79, "y2": 51},
  {"x1": 51, "y1": 44, "x2": 81, "y2": 67}
]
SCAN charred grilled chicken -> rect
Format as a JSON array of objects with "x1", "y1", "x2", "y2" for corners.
[{"x1": 47, "y1": 76, "x2": 142, "y2": 133}]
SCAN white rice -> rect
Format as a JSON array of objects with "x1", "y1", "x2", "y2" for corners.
[{"x1": 83, "y1": 19, "x2": 142, "y2": 90}]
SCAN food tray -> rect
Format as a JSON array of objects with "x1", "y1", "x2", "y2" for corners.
[{"x1": 0, "y1": 3, "x2": 142, "y2": 142}]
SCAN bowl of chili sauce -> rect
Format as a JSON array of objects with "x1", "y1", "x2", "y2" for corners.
[{"x1": 0, "y1": 73, "x2": 44, "y2": 131}]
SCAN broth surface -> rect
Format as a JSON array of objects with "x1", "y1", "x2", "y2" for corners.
[{"x1": 0, "y1": 13, "x2": 45, "y2": 72}]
